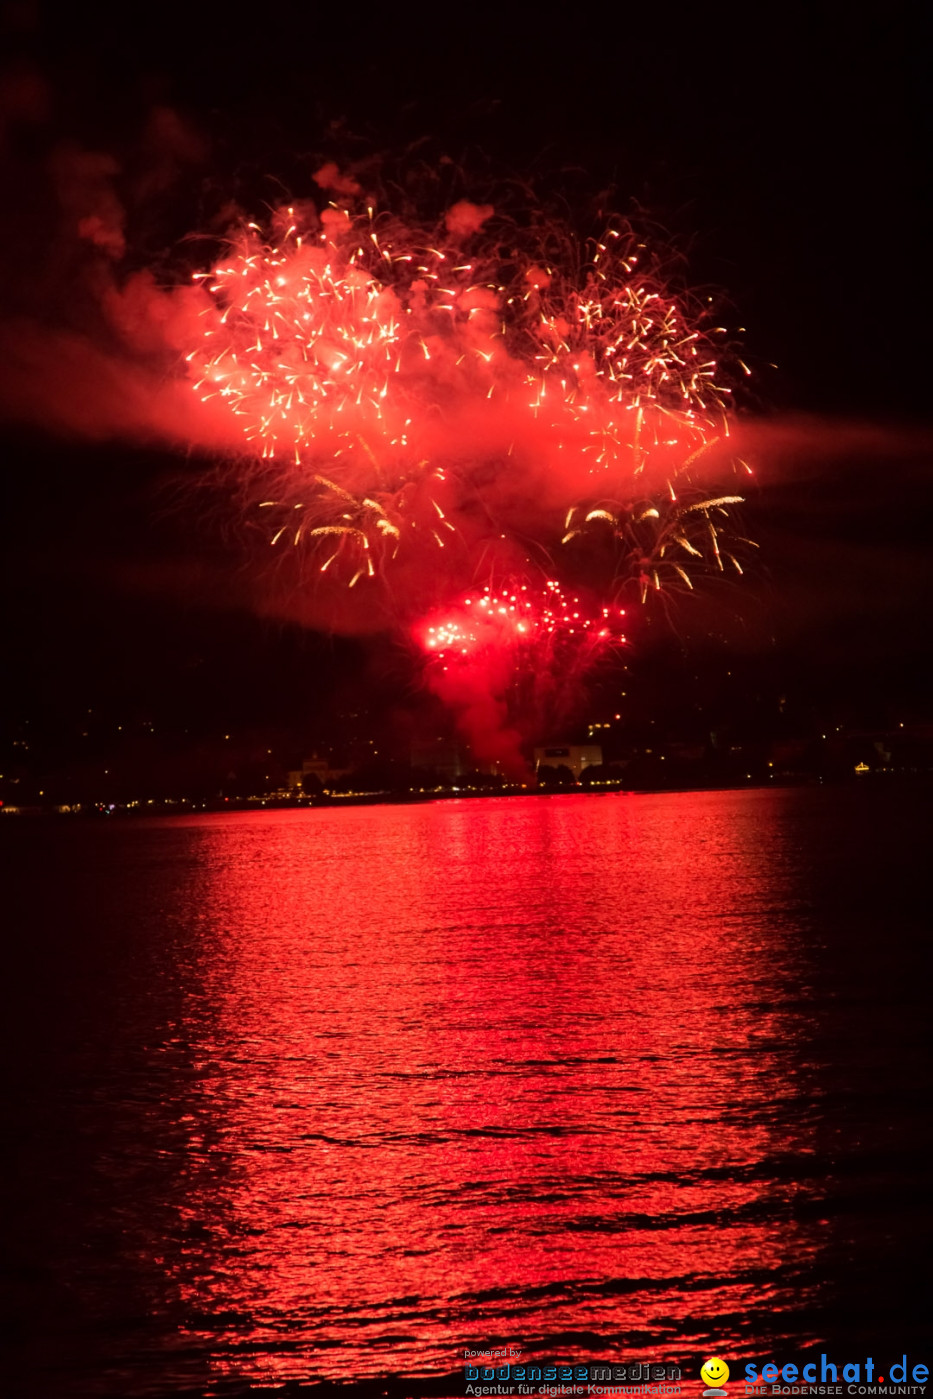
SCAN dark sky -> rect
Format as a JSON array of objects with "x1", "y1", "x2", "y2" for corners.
[{"x1": 1, "y1": 2, "x2": 930, "y2": 772}]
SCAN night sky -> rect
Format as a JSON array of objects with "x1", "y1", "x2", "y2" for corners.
[{"x1": 1, "y1": 3, "x2": 930, "y2": 789}]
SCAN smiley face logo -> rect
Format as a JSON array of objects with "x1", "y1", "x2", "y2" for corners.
[{"x1": 701, "y1": 1357, "x2": 730, "y2": 1393}]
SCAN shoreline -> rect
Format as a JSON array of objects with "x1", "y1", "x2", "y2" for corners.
[{"x1": 2, "y1": 770, "x2": 929, "y2": 819}]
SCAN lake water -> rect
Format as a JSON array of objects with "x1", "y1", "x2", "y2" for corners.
[{"x1": 3, "y1": 787, "x2": 929, "y2": 1396}]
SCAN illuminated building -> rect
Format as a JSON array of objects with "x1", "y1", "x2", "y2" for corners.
[{"x1": 287, "y1": 755, "x2": 332, "y2": 792}]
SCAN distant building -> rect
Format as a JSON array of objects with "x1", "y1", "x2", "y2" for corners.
[
  {"x1": 287, "y1": 754, "x2": 331, "y2": 791},
  {"x1": 534, "y1": 744, "x2": 602, "y2": 780},
  {"x1": 410, "y1": 737, "x2": 465, "y2": 781}
]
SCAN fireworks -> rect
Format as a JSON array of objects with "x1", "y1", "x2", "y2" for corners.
[
  {"x1": 419, "y1": 581, "x2": 625, "y2": 666},
  {"x1": 417, "y1": 581, "x2": 627, "y2": 776},
  {"x1": 184, "y1": 181, "x2": 753, "y2": 770},
  {"x1": 561, "y1": 485, "x2": 754, "y2": 602},
  {"x1": 187, "y1": 196, "x2": 748, "y2": 599}
]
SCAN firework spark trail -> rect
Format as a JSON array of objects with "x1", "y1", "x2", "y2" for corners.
[{"x1": 186, "y1": 188, "x2": 751, "y2": 768}]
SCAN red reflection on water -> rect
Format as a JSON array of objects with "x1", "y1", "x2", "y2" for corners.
[{"x1": 166, "y1": 793, "x2": 820, "y2": 1384}]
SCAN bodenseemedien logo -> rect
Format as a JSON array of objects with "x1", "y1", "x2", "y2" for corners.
[
  {"x1": 463, "y1": 1359, "x2": 683, "y2": 1392},
  {"x1": 702, "y1": 1358, "x2": 731, "y2": 1396}
]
